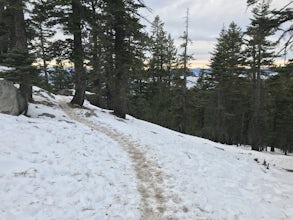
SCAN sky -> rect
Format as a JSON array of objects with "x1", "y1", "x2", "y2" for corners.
[{"x1": 141, "y1": 0, "x2": 292, "y2": 68}]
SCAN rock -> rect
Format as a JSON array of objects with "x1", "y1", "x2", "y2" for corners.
[{"x1": 0, "y1": 80, "x2": 28, "y2": 116}]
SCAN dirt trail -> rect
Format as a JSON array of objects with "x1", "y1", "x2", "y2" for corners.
[{"x1": 60, "y1": 103, "x2": 181, "y2": 219}]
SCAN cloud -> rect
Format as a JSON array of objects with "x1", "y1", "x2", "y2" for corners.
[{"x1": 142, "y1": 0, "x2": 290, "y2": 67}]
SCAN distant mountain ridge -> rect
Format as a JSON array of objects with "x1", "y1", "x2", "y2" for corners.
[
  {"x1": 190, "y1": 68, "x2": 202, "y2": 76},
  {"x1": 189, "y1": 67, "x2": 278, "y2": 77}
]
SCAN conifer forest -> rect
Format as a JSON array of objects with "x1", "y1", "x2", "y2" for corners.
[{"x1": 0, "y1": 0, "x2": 292, "y2": 153}]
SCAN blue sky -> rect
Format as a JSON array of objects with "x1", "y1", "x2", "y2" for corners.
[{"x1": 141, "y1": 0, "x2": 291, "y2": 67}]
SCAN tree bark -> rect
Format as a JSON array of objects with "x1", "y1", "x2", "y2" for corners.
[
  {"x1": 90, "y1": 1, "x2": 103, "y2": 107},
  {"x1": 178, "y1": 8, "x2": 189, "y2": 133},
  {"x1": 0, "y1": 3, "x2": 9, "y2": 58},
  {"x1": 112, "y1": 1, "x2": 127, "y2": 119},
  {"x1": 12, "y1": 0, "x2": 33, "y2": 102},
  {"x1": 70, "y1": 0, "x2": 86, "y2": 106},
  {"x1": 40, "y1": 27, "x2": 49, "y2": 84},
  {"x1": 250, "y1": 45, "x2": 262, "y2": 151}
]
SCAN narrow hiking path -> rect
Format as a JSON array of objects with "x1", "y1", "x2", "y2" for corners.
[{"x1": 60, "y1": 102, "x2": 184, "y2": 219}]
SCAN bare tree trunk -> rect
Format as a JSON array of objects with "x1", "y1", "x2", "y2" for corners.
[
  {"x1": 92, "y1": 34, "x2": 103, "y2": 106},
  {"x1": 90, "y1": 1, "x2": 103, "y2": 107},
  {"x1": 112, "y1": 1, "x2": 127, "y2": 119},
  {"x1": 179, "y1": 8, "x2": 190, "y2": 133},
  {"x1": 40, "y1": 27, "x2": 49, "y2": 84},
  {"x1": 13, "y1": 0, "x2": 32, "y2": 102},
  {"x1": 0, "y1": 3, "x2": 9, "y2": 58},
  {"x1": 250, "y1": 45, "x2": 262, "y2": 151},
  {"x1": 70, "y1": 0, "x2": 86, "y2": 106},
  {"x1": 214, "y1": 87, "x2": 222, "y2": 142}
]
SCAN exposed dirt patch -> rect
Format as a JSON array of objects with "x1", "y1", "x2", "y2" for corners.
[{"x1": 60, "y1": 103, "x2": 182, "y2": 219}]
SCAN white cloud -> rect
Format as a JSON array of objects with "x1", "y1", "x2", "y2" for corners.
[{"x1": 142, "y1": 0, "x2": 291, "y2": 67}]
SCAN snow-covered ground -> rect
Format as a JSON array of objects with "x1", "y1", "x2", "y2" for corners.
[{"x1": 0, "y1": 87, "x2": 292, "y2": 220}]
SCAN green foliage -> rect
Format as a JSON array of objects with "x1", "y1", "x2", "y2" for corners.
[
  {"x1": 266, "y1": 62, "x2": 293, "y2": 153},
  {"x1": 0, "y1": 49, "x2": 38, "y2": 85},
  {"x1": 198, "y1": 22, "x2": 247, "y2": 144},
  {"x1": 27, "y1": 0, "x2": 56, "y2": 84},
  {"x1": 245, "y1": 1, "x2": 277, "y2": 151},
  {"x1": 128, "y1": 15, "x2": 178, "y2": 128}
]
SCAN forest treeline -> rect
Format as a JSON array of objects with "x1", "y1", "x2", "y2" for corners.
[{"x1": 0, "y1": 0, "x2": 292, "y2": 153}]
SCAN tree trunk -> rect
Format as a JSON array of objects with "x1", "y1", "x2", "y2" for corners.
[
  {"x1": 14, "y1": 3, "x2": 27, "y2": 51},
  {"x1": 70, "y1": 0, "x2": 86, "y2": 106},
  {"x1": 112, "y1": 1, "x2": 127, "y2": 119},
  {"x1": 13, "y1": 0, "x2": 33, "y2": 102},
  {"x1": 214, "y1": 86, "x2": 222, "y2": 142},
  {"x1": 250, "y1": 46, "x2": 262, "y2": 151},
  {"x1": 40, "y1": 27, "x2": 48, "y2": 84},
  {"x1": 0, "y1": 3, "x2": 9, "y2": 58},
  {"x1": 90, "y1": 1, "x2": 102, "y2": 107},
  {"x1": 92, "y1": 36, "x2": 103, "y2": 106},
  {"x1": 179, "y1": 8, "x2": 189, "y2": 133}
]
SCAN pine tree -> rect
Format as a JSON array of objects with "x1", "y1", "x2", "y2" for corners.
[
  {"x1": 247, "y1": 0, "x2": 293, "y2": 51},
  {"x1": 141, "y1": 16, "x2": 177, "y2": 126},
  {"x1": 245, "y1": 0, "x2": 276, "y2": 151},
  {"x1": 0, "y1": 0, "x2": 36, "y2": 102},
  {"x1": 83, "y1": 0, "x2": 105, "y2": 107},
  {"x1": 50, "y1": 0, "x2": 87, "y2": 105},
  {"x1": 148, "y1": 16, "x2": 175, "y2": 83},
  {"x1": 175, "y1": 8, "x2": 192, "y2": 133},
  {"x1": 48, "y1": 39, "x2": 73, "y2": 92},
  {"x1": 208, "y1": 22, "x2": 247, "y2": 144},
  {"x1": 267, "y1": 61, "x2": 293, "y2": 154},
  {"x1": 28, "y1": 0, "x2": 56, "y2": 86},
  {"x1": 103, "y1": 0, "x2": 146, "y2": 119}
]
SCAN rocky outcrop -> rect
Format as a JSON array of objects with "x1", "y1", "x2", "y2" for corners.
[{"x1": 0, "y1": 80, "x2": 28, "y2": 116}]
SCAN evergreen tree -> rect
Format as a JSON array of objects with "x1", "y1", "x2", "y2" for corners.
[
  {"x1": 48, "y1": 39, "x2": 73, "y2": 92},
  {"x1": 245, "y1": 0, "x2": 276, "y2": 151},
  {"x1": 50, "y1": 0, "x2": 86, "y2": 105},
  {"x1": 0, "y1": 0, "x2": 36, "y2": 102},
  {"x1": 83, "y1": 0, "x2": 105, "y2": 107},
  {"x1": 28, "y1": 0, "x2": 56, "y2": 86},
  {"x1": 175, "y1": 8, "x2": 192, "y2": 133},
  {"x1": 143, "y1": 16, "x2": 177, "y2": 126},
  {"x1": 148, "y1": 16, "x2": 176, "y2": 83},
  {"x1": 247, "y1": 0, "x2": 292, "y2": 61},
  {"x1": 103, "y1": 0, "x2": 146, "y2": 119},
  {"x1": 208, "y1": 22, "x2": 247, "y2": 144},
  {"x1": 190, "y1": 69, "x2": 214, "y2": 137},
  {"x1": 267, "y1": 61, "x2": 293, "y2": 154}
]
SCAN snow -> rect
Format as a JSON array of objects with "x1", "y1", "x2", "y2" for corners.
[
  {"x1": 186, "y1": 75, "x2": 198, "y2": 89},
  {"x1": 0, "y1": 66, "x2": 13, "y2": 72},
  {"x1": 0, "y1": 87, "x2": 293, "y2": 219}
]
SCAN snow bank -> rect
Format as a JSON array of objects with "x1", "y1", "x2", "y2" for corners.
[
  {"x1": 0, "y1": 87, "x2": 292, "y2": 220},
  {"x1": 0, "y1": 91, "x2": 140, "y2": 219},
  {"x1": 80, "y1": 100, "x2": 293, "y2": 220}
]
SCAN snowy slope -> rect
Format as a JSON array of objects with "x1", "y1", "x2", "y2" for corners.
[{"x1": 0, "y1": 87, "x2": 293, "y2": 220}]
